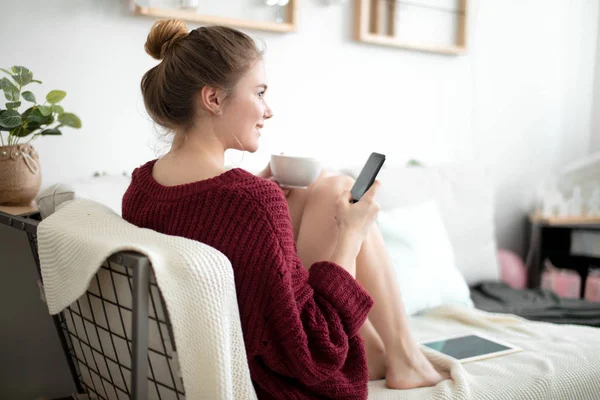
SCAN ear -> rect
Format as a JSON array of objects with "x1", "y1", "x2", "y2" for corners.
[{"x1": 199, "y1": 86, "x2": 222, "y2": 115}]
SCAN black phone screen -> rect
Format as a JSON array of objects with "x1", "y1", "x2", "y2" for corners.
[{"x1": 350, "y1": 152, "x2": 386, "y2": 203}]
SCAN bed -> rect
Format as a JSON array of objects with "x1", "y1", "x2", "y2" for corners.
[{"x1": 370, "y1": 305, "x2": 600, "y2": 399}]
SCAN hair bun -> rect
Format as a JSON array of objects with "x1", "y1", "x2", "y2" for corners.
[{"x1": 145, "y1": 19, "x2": 189, "y2": 60}]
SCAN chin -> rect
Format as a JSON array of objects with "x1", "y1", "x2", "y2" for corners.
[{"x1": 244, "y1": 136, "x2": 259, "y2": 153}]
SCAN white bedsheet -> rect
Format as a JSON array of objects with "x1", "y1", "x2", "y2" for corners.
[{"x1": 370, "y1": 305, "x2": 600, "y2": 399}]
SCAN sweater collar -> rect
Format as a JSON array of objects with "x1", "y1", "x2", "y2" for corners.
[{"x1": 133, "y1": 159, "x2": 252, "y2": 201}]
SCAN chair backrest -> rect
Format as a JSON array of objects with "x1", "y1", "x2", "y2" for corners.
[
  {"x1": 63, "y1": 255, "x2": 186, "y2": 400},
  {"x1": 0, "y1": 210, "x2": 185, "y2": 400}
]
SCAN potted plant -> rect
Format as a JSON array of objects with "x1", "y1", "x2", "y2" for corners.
[{"x1": 0, "y1": 65, "x2": 81, "y2": 206}]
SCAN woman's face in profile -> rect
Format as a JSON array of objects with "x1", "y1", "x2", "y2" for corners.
[{"x1": 220, "y1": 60, "x2": 274, "y2": 153}]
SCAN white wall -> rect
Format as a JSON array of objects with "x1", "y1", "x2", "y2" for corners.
[
  {"x1": 592, "y1": 1, "x2": 600, "y2": 154},
  {"x1": 1, "y1": 0, "x2": 598, "y2": 255}
]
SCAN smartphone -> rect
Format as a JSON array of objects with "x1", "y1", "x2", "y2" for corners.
[{"x1": 350, "y1": 152, "x2": 386, "y2": 203}]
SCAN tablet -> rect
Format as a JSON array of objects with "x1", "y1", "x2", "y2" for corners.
[{"x1": 421, "y1": 333, "x2": 522, "y2": 363}]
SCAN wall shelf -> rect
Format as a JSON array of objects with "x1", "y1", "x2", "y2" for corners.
[
  {"x1": 354, "y1": 0, "x2": 468, "y2": 55},
  {"x1": 134, "y1": 2, "x2": 297, "y2": 33}
]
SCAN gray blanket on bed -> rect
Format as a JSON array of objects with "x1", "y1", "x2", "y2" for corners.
[{"x1": 470, "y1": 282, "x2": 600, "y2": 326}]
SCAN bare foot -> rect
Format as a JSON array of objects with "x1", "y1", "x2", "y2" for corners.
[{"x1": 385, "y1": 347, "x2": 448, "y2": 390}]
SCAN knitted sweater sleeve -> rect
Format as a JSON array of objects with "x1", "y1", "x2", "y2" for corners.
[{"x1": 237, "y1": 180, "x2": 374, "y2": 386}]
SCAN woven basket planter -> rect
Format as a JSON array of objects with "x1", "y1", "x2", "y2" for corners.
[{"x1": 0, "y1": 144, "x2": 41, "y2": 206}]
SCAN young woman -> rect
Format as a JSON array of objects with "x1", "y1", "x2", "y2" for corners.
[{"x1": 122, "y1": 19, "x2": 446, "y2": 399}]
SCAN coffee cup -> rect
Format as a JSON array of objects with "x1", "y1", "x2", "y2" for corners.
[{"x1": 269, "y1": 154, "x2": 322, "y2": 188}]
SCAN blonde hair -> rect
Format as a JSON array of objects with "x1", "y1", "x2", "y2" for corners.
[{"x1": 141, "y1": 19, "x2": 264, "y2": 131}]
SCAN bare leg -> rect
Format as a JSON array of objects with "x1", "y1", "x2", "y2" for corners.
[
  {"x1": 356, "y1": 224, "x2": 446, "y2": 389},
  {"x1": 287, "y1": 175, "x2": 386, "y2": 381},
  {"x1": 288, "y1": 175, "x2": 445, "y2": 388}
]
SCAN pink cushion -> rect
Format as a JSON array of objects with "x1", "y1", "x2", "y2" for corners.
[
  {"x1": 541, "y1": 265, "x2": 581, "y2": 299},
  {"x1": 498, "y1": 249, "x2": 527, "y2": 289},
  {"x1": 585, "y1": 271, "x2": 600, "y2": 302}
]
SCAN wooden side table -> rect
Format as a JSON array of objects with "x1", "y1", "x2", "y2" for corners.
[{"x1": 526, "y1": 213, "x2": 600, "y2": 298}]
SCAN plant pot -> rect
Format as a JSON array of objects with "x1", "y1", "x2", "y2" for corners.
[{"x1": 0, "y1": 144, "x2": 41, "y2": 206}]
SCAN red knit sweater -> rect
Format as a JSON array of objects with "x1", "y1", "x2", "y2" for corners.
[{"x1": 122, "y1": 160, "x2": 374, "y2": 399}]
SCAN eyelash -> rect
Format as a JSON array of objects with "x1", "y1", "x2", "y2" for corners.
[{"x1": 258, "y1": 90, "x2": 265, "y2": 99}]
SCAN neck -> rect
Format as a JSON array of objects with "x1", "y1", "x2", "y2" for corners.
[{"x1": 170, "y1": 120, "x2": 226, "y2": 170}]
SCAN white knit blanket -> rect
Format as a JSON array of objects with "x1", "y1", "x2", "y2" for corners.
[
  {"x1": 369, "y1": 305, "x2": 600, "y2": 399},
  {"x1": 37, "y1": 199, "x2": 257, "y2": 400},
  {"x1": 38, "y1": 199, "x2": 600, "y2": 400}
]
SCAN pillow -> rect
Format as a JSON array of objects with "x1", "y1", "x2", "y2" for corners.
[
  {"x1": 376, "y1": 200, "x2": 473, "y2": 315},
  {"x1": 36, "y1": 183, "x2": 76, "y2": 219},
  {"x1": 35, "y1": 173, "x2": 132, "y2": 219}
]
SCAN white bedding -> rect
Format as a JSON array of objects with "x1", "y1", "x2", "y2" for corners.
[{"x1": 370, "y1": 305, "x2": 600, "y2": 400}]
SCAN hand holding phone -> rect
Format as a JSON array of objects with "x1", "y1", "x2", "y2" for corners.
[{"x1": 350, "y1": 152, "x2": 386, "y2": 203}]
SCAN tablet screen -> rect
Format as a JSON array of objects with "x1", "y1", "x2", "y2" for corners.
[{"x1": 422, "y1": 334, "x2": 516, "y2": 362}]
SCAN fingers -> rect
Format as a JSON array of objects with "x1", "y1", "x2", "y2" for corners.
[
  {"x1": 258, "y1": 162, "x2": 273, "y2": 179},
  {"x1": 361, "y1": 180, "x2": 381, "y2": 201},
  {"x1": 338, "y1": 190, "x2": 354, "y2": 205}
]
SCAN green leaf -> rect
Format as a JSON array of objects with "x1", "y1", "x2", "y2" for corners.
[
  {"x1": 5, "y1": 89, "x2": 19, "y2": 101},
  {"x1": 6, "y1": 101, "x2": 21, "y2": 110},
  {"x1": 38, "y1": 105, "x2": 52, "y2": 116},
  {"x1": 0, "y1": 109, "x2": 23, "y2": 129},
  {"x1": 0, "y1": 111, "x2": 9, "y2": 130},
  {"x1": 0, "y1": 68, "x2": 12, "y2": 77},
  {"x1": 0, "y1": 77, "x2": 11, "y2": 90},
  {"x1": 58, "y1": 112, "x2": 82, "y2": 128},
  {"x1": 24, "y1": 107, "x2": 53, "y2": 126},
  {"x1": 21, "y1": 106, "x2": 35, "y2": 118},
  {"x1": 22, "y1": 91, "x2": 36, "y2": 102},
  {"x1": 11, "y1": 66, "x2": 33, "y2": 86},
  {"x1": 41, "y1": 128, "x2": 62, "y2": 136},
  {"x1": 52, "y1": 105, "x2": 64, "y2": 114},
  {"x1": 24, "y1": 122, "x2": 40, "y2": 131},
  {"x1": 46, "y1": 90, "x2": 66, "y2": 104},
  {"x1": 1, "y1": 78, "x2": 19, "y2": 101},
  {"x1": 10, "y1": 125, "x2": 32, "y2": 138},
  {"x1": 31, "y1": 79, "x2": 42, "y2": 84}
]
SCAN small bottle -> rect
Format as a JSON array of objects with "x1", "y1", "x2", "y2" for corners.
[
  {"x1": 178, "y1": 0, "x2": 198, "y2": 10},
  {"x1": 568, "y1": 187, "x2": 582, "y2": 216},
  {"x1": 264, "y1": 0, "x2": 289, "y2": 23},
  {"x1": 587, "y1": 185, "x2": 600, "y2": 216}
]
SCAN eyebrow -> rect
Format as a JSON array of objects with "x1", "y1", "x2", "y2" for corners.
[{"x1": 257, "y1": 84, "x2": 268, "y2": 90}]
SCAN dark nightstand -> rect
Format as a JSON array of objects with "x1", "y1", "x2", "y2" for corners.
[{"x1": 526, "y1": 214, "x2": 600, "y2": 299}]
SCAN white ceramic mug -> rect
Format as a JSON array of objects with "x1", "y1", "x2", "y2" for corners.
[{"x1": 270, "y1": 154, "x2": 322, "y2": 188}]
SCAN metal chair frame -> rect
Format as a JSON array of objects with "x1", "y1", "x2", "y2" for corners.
[{"x1": 1, "y1": 210, "x2": 184, "y2": 400}]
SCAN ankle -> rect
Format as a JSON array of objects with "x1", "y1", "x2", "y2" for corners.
[
  {"x1": 389, "y1": 333, "x2": 419, "y2": 354},
  {"x1": 387, "y1": 340, "x2": 426, "y2": 367}
]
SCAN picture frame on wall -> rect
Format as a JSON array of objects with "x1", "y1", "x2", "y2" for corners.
[
  {"x1": 134, "y1": 0, "x2": 298, "y2": 33},
  {"x1": 354, "y1": 0, "x2": 468, "y2": 55}
]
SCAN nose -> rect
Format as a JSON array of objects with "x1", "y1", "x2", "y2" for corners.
[{"x1": 264, "y1": 103, "x2": 273, "y2": 120}]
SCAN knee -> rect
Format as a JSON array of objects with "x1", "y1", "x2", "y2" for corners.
[{"x1": 310, "y1": 175, "x2": 355, "y2": 198}]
